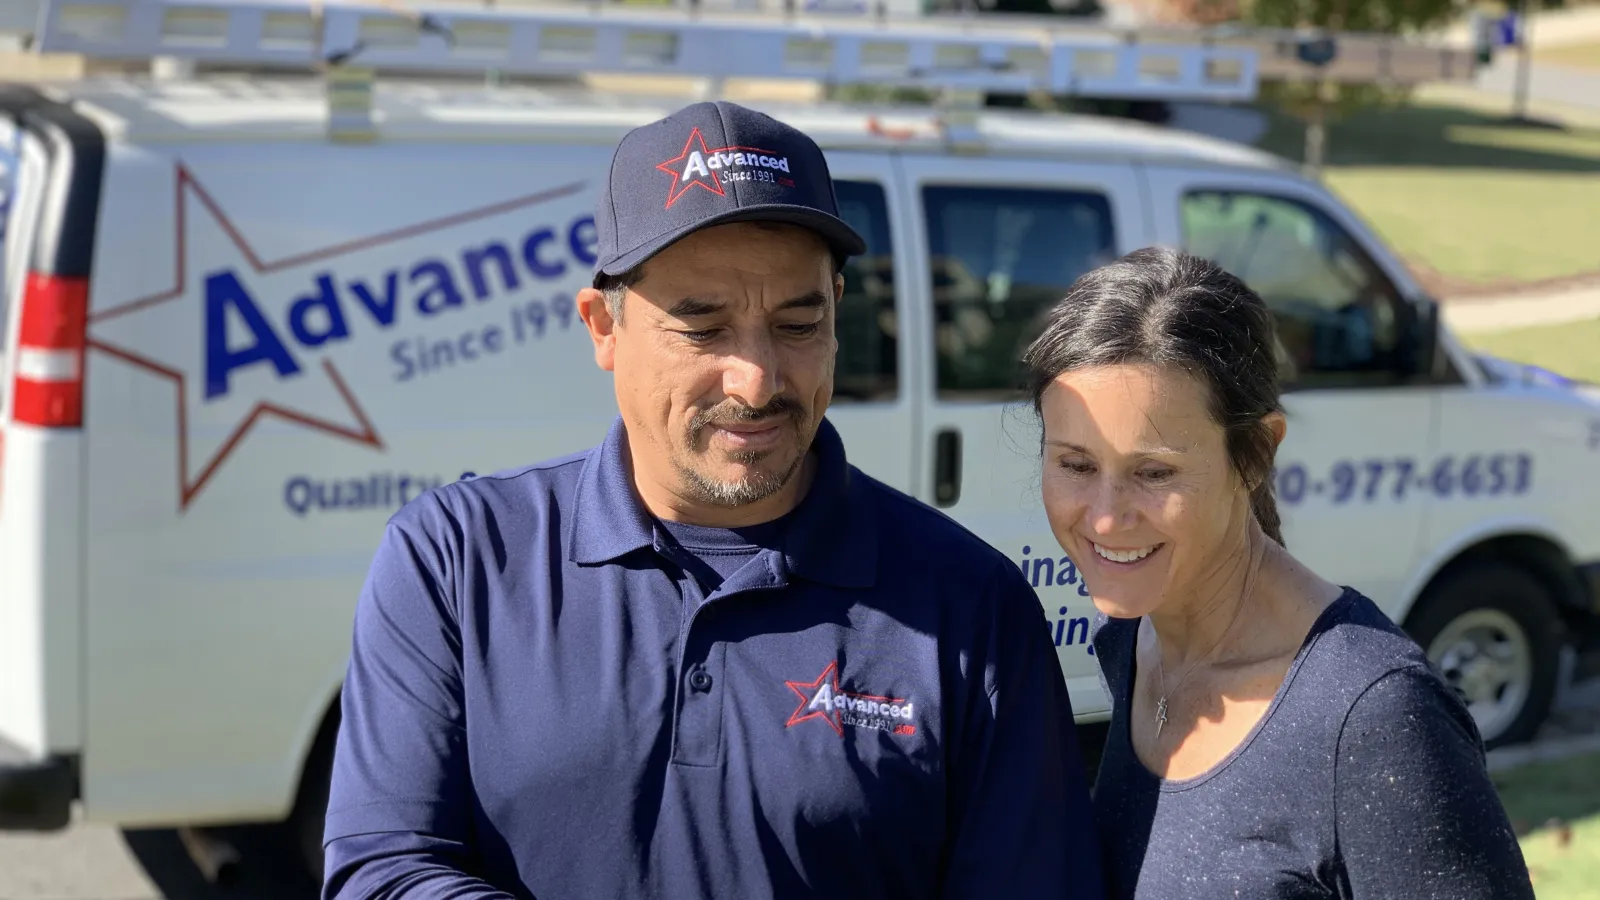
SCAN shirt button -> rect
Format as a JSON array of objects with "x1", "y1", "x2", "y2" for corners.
[{"x1": 688, "y1": 669, "x2": 713, "y2": 692}]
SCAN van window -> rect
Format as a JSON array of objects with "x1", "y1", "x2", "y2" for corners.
[
  {"x1": 831, "y1": 180, "x2": 898, "y2": 403},
  {"x1": 0, "y1": 122, "x2": 17, "y2": 326},
  {"x1": 922, "y1": 185, "x2": 1116, "y2": 398},
  {"x1": 1181, "y1": 190, "x2": 1405, "y2": 390},
  {"x1": 0, "y1": 124, "x2": 50, "y2": 408}
]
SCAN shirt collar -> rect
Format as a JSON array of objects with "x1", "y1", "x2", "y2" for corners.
[
  {"x1": 566, "y1": 416, "x2": 657, "y2": 565},
  {"x1": 568, "y1": 415, "x2": 877, "y2": 589}
]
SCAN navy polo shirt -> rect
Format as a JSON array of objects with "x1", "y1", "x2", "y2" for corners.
[{"x1": 322, "y1": 416, "x2": 1104, "y2": 900}]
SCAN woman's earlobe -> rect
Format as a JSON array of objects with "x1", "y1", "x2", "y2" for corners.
[{"x1": 1265, "y1": 411, "x2": 1288, "y2": 447}]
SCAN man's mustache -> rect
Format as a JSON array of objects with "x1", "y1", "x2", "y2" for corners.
[{"x1": 690, "y1": 397, "x2": 804, "y2": 439}]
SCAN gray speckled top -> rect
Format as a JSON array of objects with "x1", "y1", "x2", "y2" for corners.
[{"x1": 1089, "y1": 587, "x2": 1536, "y2": 899}]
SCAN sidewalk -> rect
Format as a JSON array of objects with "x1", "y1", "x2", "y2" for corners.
[
  {"x1": 1487, "y1": 672, "x2": 1600, "y2": 773},
  {"x1": 1407, "y1": 68, "x2": 1600, "y2": 337},
  {"x1": 1474, "y1": 52, "x2": 1600, "y2": 114},
  {"x1": 1442, "y1": 283, "x2": 1600, "y2": 334}
]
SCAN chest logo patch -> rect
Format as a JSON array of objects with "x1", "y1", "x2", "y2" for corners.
[{"x1": 785, "y1": 661, "x2": 917, "y2": 737}]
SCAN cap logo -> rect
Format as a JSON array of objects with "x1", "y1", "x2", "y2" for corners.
[{"x1": 654, "y1": 127, "x2": 794, "y2": 209}]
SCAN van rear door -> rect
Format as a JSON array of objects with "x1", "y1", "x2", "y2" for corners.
[{"x1": 0, "y1": 87, "x2": 100, "y2": 831}]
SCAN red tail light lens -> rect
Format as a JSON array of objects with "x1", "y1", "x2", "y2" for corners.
[{"x1": 12, "y1": 272, "x2": 89, "y2": 428}]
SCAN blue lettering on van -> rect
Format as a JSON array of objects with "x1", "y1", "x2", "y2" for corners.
[
  {"x1": 1047, "y1": 605, "x2": 1094, "y2": 649},
  {"x1": 1274, "y1": 453, "x2": 1534, "y2": 506},
  {"x1": 1017, "y1": 544, "x2": 1091, "y2": 597},
  {"x1": 1017, "y1": 544, "x2": 1095, "y2": 655},
  {"x1": 283, "y1": 471, "x2": 479, "y2": 517},
  {"x1": 389, "y1": 295, "x2": 575, "y2": 384},
  {"x1": 205, "y1": 216, "x2": 597, "y2": 400}
]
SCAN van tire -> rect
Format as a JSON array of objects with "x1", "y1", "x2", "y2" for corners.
[
  {"x1": 287, "y1": 729, "x2": 334, "y2": 886},
  {"x1": 1405, "y1": 562, "x2": 1563, "y2": 750}
]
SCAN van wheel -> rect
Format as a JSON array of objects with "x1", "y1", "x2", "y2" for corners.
[
  {"x1": 287, "y1": 729, "x2": 334, "y2": 885},
  {"x1": 1405, "y1": 562, "x2": 1563, "y2": 750}
]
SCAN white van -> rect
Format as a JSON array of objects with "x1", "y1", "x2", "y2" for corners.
[{"x1": 2, "y1": 67, "x2": 1598, "y2": 876}]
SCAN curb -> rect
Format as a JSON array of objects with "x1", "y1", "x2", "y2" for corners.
[{"x1": 1487, "y1": 732, "x2": 1600, "y2": 774}]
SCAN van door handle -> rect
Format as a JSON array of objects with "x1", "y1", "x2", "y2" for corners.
[{"x1": 933, "y1": 428, "x2": 962, "y2": 508}]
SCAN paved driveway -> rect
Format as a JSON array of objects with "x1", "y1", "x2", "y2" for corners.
[{"x1": 1475, "y1": 53, "x2": 1600, "y2": 113}]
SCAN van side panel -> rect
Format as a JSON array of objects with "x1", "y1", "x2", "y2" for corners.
[
  {"x1": 0, "y1": 125, "x2": 52, "y2": 755},
  {"x1": 80, "y1": 140, "x2": 618, "y2": 824},
  {"x1": 0, "y1": 98, "x2": 99, "y2": 760},
  {"x1": 0, "y1": 426, "x2": 85, "y2": 756}
]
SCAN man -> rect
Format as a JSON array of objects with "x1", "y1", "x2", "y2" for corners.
[{"x1": 322, "y1": 100, "x2": 1104, "y2": 900}]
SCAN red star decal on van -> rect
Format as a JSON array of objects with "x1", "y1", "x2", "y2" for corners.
[{"x1": 83, "y1": 163, "x2": 586, "y2": 512}]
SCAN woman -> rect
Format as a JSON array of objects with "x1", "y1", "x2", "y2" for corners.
[{"x1": 1022, "y1": 247, "x2": 1534, "y2": 899}]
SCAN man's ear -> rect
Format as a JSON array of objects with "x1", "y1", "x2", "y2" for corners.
[{"x1": 576, "y1": 287, "x2": 618, "y2": 373}]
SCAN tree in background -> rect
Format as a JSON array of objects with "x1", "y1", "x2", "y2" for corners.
[
  {"x1": 1239, "y1": 0, "x2": 1463, "y2": 172},
  {"x1": 927, "y1": 0, "x2": 1104, "y2": 16},
  {"x1": 1134, "y1": 0, "x2": 1241, "y2": 24},
  {"x1": 1246, "y1": 0, "x2": 1460, "y2": 34},
  {"x1": 1156, "y1": 0, "x2": 1564, "y2": 171}
]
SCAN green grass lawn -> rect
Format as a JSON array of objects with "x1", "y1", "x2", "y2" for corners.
[
  {"x1": 1462, "y1": 317, "x2": 1600, "y2": 384},
  {"x1": 1249, "y1": 96, "x2": 1600, "y2": 287},
  {"x1": 1490, "y1": 752, "x2": 1600, "y2": 899}
]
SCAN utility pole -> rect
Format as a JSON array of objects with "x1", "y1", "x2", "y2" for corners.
[
  {"x1": 1297, "y1": 34, "x2": 1337, "y2": 178},
  {"x1": 1511, "y1": 0, "x2": 1534, "y2": 122},
  {"x1": 1304, "y1": 80, "x2": 1327, "y2": 176}
]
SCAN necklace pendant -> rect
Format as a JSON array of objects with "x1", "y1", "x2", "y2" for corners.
[{"x1": 1155, "y1": 696, "x2": 1168, "y2": 737}]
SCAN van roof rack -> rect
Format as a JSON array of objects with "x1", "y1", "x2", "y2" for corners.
[{"x1": 29, "y1": 0, "x2": 1264, "y2": 102}]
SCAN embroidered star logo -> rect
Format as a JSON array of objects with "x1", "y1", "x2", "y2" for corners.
[
  {"x1": 653, "y1": 128, "x2": 782, "y2": 209},
  {"x1": 655, "y1": 128, "x2": 726, "y2": 208},
  {"x1": 785, "y1": 661, "x2": 906, "y2": 738},
  {"x1": 84, "y1": 163, "x2": 586, "y2": 512}
]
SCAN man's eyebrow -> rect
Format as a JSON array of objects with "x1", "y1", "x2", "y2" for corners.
[
  {"x1": 777, "y1": 290, "x2": 830, "y2": 312},
  {"x1": 666, "y1": 297, "x2": 723, "y2": 318},
  {"x1": 666, "y1": 291, "x2": 830, "y2": 318}
]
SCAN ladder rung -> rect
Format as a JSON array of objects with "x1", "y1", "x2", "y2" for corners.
[{"x1": 31, "y1": 0, "x2": 1262, "y2": 101}]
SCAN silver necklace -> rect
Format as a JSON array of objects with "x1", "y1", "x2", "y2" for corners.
[{"x1": 1152, "y1": 541, "x2": 1261, "y2": 738}]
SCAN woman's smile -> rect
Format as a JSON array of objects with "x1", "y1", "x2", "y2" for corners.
[{"x1": 1090, "y1": 541, "x2": 1166, "y2": 567}]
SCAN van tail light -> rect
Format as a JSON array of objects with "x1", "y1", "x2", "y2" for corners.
[{"x1": 13, "y1": 272, "x2": 89, "y2": 428}]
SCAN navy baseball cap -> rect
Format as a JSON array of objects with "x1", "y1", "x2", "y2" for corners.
[{"x1": 592, "y1": 101, "x2": 867, "y2": 283}]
